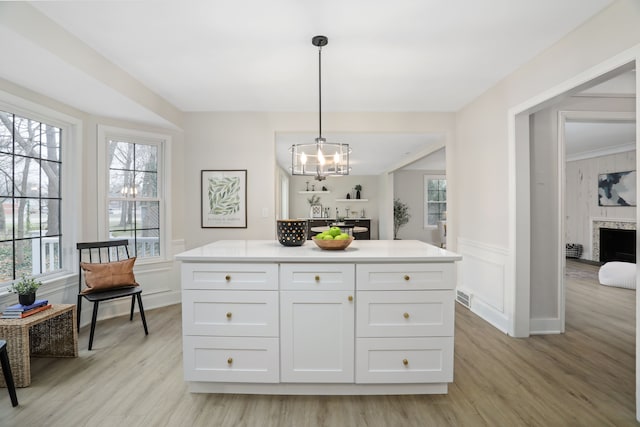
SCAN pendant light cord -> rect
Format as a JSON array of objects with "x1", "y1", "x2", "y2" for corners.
[{"x1": 318, "y1": 45, "x2": 322, "y2": 141}]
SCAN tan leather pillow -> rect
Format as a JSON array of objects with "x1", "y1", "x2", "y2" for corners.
[{"x1": 80, "y1": 257, "x2": 138, "y2": 295}]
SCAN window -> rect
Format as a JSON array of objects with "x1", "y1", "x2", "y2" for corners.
[
  {"x1": 424, "y1": 176, "x2": 446, "y2": 226},
  {"x1": 0, "y1": 111, "x2": 62, "y2": 283},
  {"x1": 101, "y1": 127, "x2": 167, "y2": 261}
]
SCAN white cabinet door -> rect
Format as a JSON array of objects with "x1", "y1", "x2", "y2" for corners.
[
  {"x1": 356, "y1": 290, "x2": 454, "y2": 337},
  {"x1": 182, "y1": 263, "x2": 278, "y2": 290},
  {"x1": 355, "y1": 337, "x2": 453, "y2": 384},
  {"x1": 356, "y1": 263, "x2": 455, "y2": 291},
  {"x1": 280, "y1": 290, "x2": 355, "y2": 383},
  {"x1": 182, "y1": 290, "x2": 279, "y2": 337},
  {"x1": 183, "y1": 336, "x2": 279, "y2": 383},
  {"x1": 280, "y1": 263, "x2": 355, "y2": 291}
]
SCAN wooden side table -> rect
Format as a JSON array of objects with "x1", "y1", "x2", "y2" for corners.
[{"x1": 0, "y1": 304, "x2": 78, "y2": 387}]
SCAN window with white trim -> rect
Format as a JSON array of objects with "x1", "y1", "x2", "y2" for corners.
[
  {"x1": 102, "y1": 128, "x2": 167, "y2": 261},
  {"x1": 424, "y1": 176, "x2": 446, "y2": 226},
  {"x1": 0, "y1": 111, "x2": 62, "y2": 283}
]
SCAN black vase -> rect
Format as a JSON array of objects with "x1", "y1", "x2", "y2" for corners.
[
  {"x1": 356, "y1": 190, "x2": 361, "y2": 199},
  {"x1": 19, "y1": 292, "x2": 36, "y2": 306}
]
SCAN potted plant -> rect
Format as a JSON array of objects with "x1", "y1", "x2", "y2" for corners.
[
  {"x1": 393, "y1": 198, "x2": 411, "y2": 239},
  {"x1": 9, "y1": 276, "x2": 42, "y2": 306},
  {"x1": 354, "y1": 184, "x2": 362, "y2": 199}
]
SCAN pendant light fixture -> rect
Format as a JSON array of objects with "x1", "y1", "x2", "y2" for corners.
[{"x1": 290, "y1": 35, "x2": 350, "y2": 181}]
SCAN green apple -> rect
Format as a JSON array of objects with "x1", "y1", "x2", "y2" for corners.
[
  {"x1": 335, "y1": 234, "x2": 349, "y2": 240},
  {"x1": 323, "y1": 234, "x2": 334, "y2": 240},
  {"x1": 329, "y1": 227, "x2": 342, "y2": 237}
]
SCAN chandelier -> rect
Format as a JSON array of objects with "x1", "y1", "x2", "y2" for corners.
[{"x1": 290, "y1": 35, "x2": 350, "y2": 181}]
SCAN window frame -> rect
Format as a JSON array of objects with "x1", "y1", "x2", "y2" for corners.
[
  {"x1": 0, "y1": 90, "x2": 82, "y2": 287},
  {"x1": 423, "y1": 175, "x2": 447, "y2": 228},
  {"x1": 97, "y1": 125, "x2": 171, "y2": 264}
]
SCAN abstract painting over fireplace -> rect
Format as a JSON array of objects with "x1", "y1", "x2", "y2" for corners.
[{"x1": 598, "y1": 170, "x2": 636, "y2": 206}]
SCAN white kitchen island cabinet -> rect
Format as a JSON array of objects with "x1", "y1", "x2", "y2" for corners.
[{"x1": 176, "y1": 240, "x2": 461, "y2": 395}]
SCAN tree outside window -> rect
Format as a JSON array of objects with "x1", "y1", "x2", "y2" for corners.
[
  {"x1": 425, "y1": 176, "x2": 446, "y2": 226},
  {"x1": 0, "y1": 110, "x2": 62, "y2": 283},
  {"x1": 107, "y1": 138, "x2": 161, "y2": 259}
]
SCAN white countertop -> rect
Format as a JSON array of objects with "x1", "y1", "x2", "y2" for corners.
[{"x1": 175, "y1": 240, "x2": 462, "y2": 263}]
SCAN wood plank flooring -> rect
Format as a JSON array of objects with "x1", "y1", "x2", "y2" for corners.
[{"x1": 1, "y1": 260, "x2": 636, "y2": 426}]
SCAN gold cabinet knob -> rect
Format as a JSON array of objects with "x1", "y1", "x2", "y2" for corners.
[
  {"x1": 403, "y1": 275, "x2": 410, "y2": 281},
  {"x1": 348, "y1": 295, "x2": 353, "y2": 302},
  {"x1": 226, "y1": 312, "x2": 232, "y2": 319},
  {"x1": 315, "y1": 275, "x2": 320, "y2": 282},
  {"x1": 403, "y1": 312, "x2": 409, "y2": 319},
  {"x1": 227, "y1": 357, "x2": 233, "y2": 365},
  {"x1": 403, "y1": 359, "x2": 409, "y2": 366},
  {"x1": 225, "y1": 275, "x2": 231, "y2": 281}
]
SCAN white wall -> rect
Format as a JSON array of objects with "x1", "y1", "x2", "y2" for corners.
[
  {"x1": 182, "y1": 112, "x2": 455, "y2": 249},
  {"x1": 453, "y1": 0, "x2": 640, "y2": 335},
  {"x1": 566, "y1": 150, "x2": 636, "y2": 260},
  {"x1": 393, "y1": 170, "x2": 444, "y2": 244}
]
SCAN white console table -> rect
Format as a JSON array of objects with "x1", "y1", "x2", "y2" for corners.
[{"x1": 176, "y1": 240, "x2": 462, "y2": 395}]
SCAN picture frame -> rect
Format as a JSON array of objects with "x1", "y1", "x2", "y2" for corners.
[
  {"x1": 201, "y1": 170, "x2": 247, "y2": 228},
  {"x1": 598, "y1": 170, "x2": 636, "y2": 207}
]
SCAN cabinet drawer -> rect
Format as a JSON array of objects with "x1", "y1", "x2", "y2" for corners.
[
  {"x1": 280, "y1": 264, "x2": 355, "y2": 291},
  {"x1": 357, "y1": 263, "x2": 455, "y2": 291},
  {"x1": 183, "y1": 336, "x2": 279, "y2": 383},
  {"x1": 356, "y1": 290, "x2": 454, "y2": 337},
  {"x1": 355, "y1": 337, "x2": 453, "y2": 384},
  {"x1": 182, "y1": 290, "x2": 278, "y2": 337},
  {"x1": 182, "y1": 263, "x2": 278, "y2": 290}
]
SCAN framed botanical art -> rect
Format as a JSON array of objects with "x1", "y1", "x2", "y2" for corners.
[{"x1": 201, "y1": 170, "x2": 247, "y2": 228}]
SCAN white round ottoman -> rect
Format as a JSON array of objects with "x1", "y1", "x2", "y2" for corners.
[{"x1": 598, "y1": 262, "x2": 636, "y2": 289}]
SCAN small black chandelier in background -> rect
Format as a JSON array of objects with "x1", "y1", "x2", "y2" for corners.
[{"x1": 290, "y1": 35, "x2": 350, "y2": 181}]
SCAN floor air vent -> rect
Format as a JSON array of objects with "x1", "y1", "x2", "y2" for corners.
[{"x1": 456, "y1": 289, "x2": 472, "y2": 309}]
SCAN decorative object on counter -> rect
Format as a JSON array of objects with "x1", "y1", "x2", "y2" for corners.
[
  {"x1": 322, "y1": 186, "x2": 327, "y2": 191},
  {"x1": 346, "y1": 193, "x2": 351, "y2": 199},
  {"x1": 310, "y1": 204, "x2": 322, "y2": 218},
  {"x1": 312, "y1": 235, "x2": 354, "y2": 250},
  {"x1": 305, "y1": 181, "x2": 310, "y2": 191},
  {"x1": 8, "y1": 276, "x2": 42, "y2": 306},
  {"x1": 289, "y1": 35, "x2": 351, "y2": 181},
  {"x1": 307, "y1": 194, "x2": 322, "y2": 218},
  {"x1": 355, "y1": 184, "x2": 362, "y2": 199},
  {"x1": 277, "y1": 220, "x2": 307, "y2": 246},
  {"x1": 394, "y1": 198, "x2": 411, "y2": 239},
  {"x1": 201, "y1": 170, "x2": 247, "y2": 228}
]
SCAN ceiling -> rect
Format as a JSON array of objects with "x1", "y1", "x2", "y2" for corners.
[{"x1": 1, "y1": 0, "x2": 632, "y2": 175}]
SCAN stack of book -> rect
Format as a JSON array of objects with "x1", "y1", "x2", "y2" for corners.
[{"x1": 1, "y1": 299, "x2": 51, "y2": 319}]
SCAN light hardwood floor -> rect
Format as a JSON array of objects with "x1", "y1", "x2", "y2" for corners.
[{"x1": 1, "y1": 260, "x2": 636, "y2": 426}]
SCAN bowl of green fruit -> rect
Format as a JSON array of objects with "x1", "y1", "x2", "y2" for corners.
[{"x1": 312, "y1": 226, "x2": 354, "y2": 250}]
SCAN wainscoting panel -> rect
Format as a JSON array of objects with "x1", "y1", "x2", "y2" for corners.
[{"x1": 457, "y1": 238, "x2": 510, "y2": 333}]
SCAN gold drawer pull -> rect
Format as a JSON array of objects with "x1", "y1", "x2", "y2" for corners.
[
  {"x1": 315, "y1": 275, "x2": 320, "y2": 282},
  {"x1": 225, "y1": 275, "x2": 231, "y2": 282},
  {"x1": 227, "y1": 357, "x2": 233, "y2": 365},
  {"x1": 348, "y1": 295, "x2": 353, "y2": 302},
  {"x1": 402, "y1": 359, "x2": 409, "y2": 366},
  {"x1": 226, "y1": 312, "x2": 232, "y2": 319},
  {"x1": 403, "y1": 275, "x2": 410, "y2": 281},
  {"x1": 403, "y1": 312, "x2": 409, "y2": 319}
]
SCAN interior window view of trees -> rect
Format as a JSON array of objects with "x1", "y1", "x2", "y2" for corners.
[
  {"x1": 0, "y1": 111, "x2": 62, "y2": 283},
  {"x1": 425, "y1": 177, "x2": 446, "y2": 226},
  {"x1": 107, "y1": 138, "x2": 161, "y2": 259}
]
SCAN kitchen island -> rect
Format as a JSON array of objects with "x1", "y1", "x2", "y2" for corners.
[{"x1": 176, "y1": 239, "x2": 462, "y2": 395}]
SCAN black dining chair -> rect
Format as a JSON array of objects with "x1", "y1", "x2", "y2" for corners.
[
  {"x1": 77, "y1": 240, "x2": 149, "y2": 350},
  {"x1": 0, "y1": 340, "x2": 18, "y2": 407}
]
